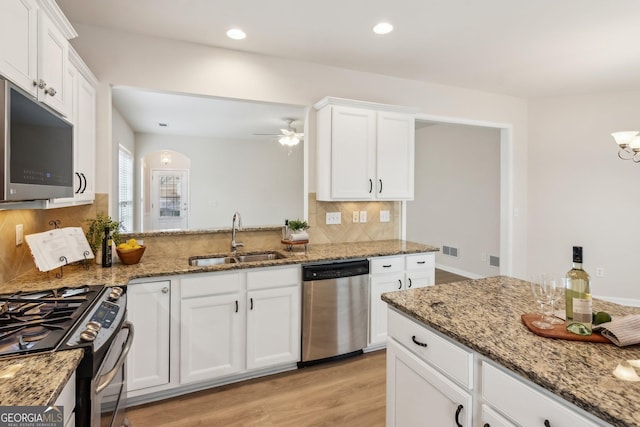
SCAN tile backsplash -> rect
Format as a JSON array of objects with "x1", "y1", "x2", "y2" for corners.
[{"x1": 0, "y1": 192, "x2": 400, "y2": 284}]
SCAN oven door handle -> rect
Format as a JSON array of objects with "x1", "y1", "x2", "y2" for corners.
[{"x1": 95, "y1": 321, "x2": 134, "y2": 395}]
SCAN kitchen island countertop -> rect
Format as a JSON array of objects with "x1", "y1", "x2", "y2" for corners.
[{"x1": 382, "y1": 276, "x2": 640, "y2": 427}]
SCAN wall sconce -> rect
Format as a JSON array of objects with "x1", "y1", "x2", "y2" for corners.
[
  {"x1": 160, "y1": 151, "x2": 172, "y2": 165},
  {"x1": 611, "y1": 131, "x2": 640, "y2": 162}
]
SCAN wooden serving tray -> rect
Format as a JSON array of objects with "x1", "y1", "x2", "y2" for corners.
[{"x1": 521, "y1": 313, "x2": 611, "y2": 344}]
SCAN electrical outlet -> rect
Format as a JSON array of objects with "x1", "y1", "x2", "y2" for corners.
[
  {"x1": 360, "y1": 211, "x2": 367, "y2": 223},
  {"x1": 326, "y1": 212, "x2": 341, "y2": 225},
  {"x1": 380, "y1": 210, "x2": 390, "y2": 222},
  {"x1": 595, "y1": 267, "x2": 605, "y2": 277},
  {"x1": 352, "y1": 211, "x2": 359, "y2": 223},
  {"x1": 16, "y1": 224, "x2": 23, "y2": 246}
]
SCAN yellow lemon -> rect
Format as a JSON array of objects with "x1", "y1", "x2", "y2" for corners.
[{"x1": 127, "y1": 238, "x2": 137, "y2": 246}]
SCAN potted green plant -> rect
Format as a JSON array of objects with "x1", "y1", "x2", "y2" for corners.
[
  {"x1": 85, "y1": 214, "x2": 121, "y2": 263},
  {"x1": 287, "y1": 219, "x2": 309, "y2": 232}
]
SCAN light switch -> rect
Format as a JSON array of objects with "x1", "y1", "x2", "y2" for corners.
[
  {"x1": 360, "y1": 211, "x2": 367, "y2": 223},
  {"x1": 380, "y1": 210, "x2": 390, "y2": 222}
]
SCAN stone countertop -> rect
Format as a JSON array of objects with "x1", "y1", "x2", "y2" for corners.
[
  {"x1": 382, "y1": 276, "x2": 640, "y2": 427},
  {"x1": 2, "y1": 239, "x2": 438, "y2": 294},
  {"x1": 0, "y1": 350, "x2": 84, "y2": 406}
]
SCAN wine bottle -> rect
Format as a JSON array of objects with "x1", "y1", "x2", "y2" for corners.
[
  {"x1": 565, "y1": 246, "x2": 591, "y2": 335},
  {"x1": 102, "y1": 226, "x2": 113, "y2": 268}
]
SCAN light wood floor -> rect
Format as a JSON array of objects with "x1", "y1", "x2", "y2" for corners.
[
  {"x1": 126, "y1": 350, "x2": 386, "y2": 427},
  {"x1": 125, "y1": 270, "x2": 468, "y2": 426}
]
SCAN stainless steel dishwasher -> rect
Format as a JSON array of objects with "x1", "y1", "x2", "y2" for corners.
[{"x1": 300, "y1": 259, "x2": 370, "y2": 366}]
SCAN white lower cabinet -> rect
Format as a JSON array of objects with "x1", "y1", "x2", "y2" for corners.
[
  {"x1": 482, "y1": 362, "x2": 601, "y2": 427},
  {"x1": 369, "y1": 253, "x2": 435, "y2": 346},
  {"x1": 55, "y1": 371, "x2": 76, "y2": 427},
  {"x1": 246, "y1": 267, "x2": 300, "y2": 370},
  {"x1": 179, "y1": 271, "x2": 244, "y2": 384},
  {"x1": 387, "y1": 338, "x2": 472, "y2": 427},
  {"x1": 387, "y1": 307, "x2": 611, "y2": 427},
  {"x1": 126, "y1": 280, "x2": 171, "y2": 392}
]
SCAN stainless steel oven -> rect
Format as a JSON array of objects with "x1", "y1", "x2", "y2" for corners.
[{"x1": 62, "y1": 286, "x2": 133, "y2": 427}]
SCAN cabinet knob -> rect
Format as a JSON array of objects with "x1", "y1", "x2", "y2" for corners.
[
  {"x1": 161, "y1": 287, "x2": 169, "y2": 294},
  {"x1": 34, "y1": 79, "x2": 46, "y2": 89},
  {"x1": 45, "y1": 86, "x2": 57, "y2": 97},
  {"x1": 484, "y1": 424, "x2": 490, "y2": 427},
  {"x1": 544, "y1": 421, "x2": 551, "y2": 427}
]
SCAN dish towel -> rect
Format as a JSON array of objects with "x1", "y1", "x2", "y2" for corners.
[
  {"x1": 594, "y1": 315, "x2": 640, "y2": 347},
  {"x1": 289, "y1": 231, "x2": 309, "y2": 242}
]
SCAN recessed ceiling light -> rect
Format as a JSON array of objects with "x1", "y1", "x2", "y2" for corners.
[
  {"x1": 373, "y1": 22, "x2": 393, "y2": 35},
  {"x1": 226, "y1": 28, "x2": 246, "y2": 40}
]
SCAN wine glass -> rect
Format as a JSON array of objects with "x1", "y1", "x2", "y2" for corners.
[
  {"x1": 530, "y1": 275, "x2": 554, "y2": 329},
  {"x1": 543, "y1": 274, "x2": 565, "y2": 325}
]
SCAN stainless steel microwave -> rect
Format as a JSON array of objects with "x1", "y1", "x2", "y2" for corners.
[{"x1": 0, "y1": 78, "x2": 73, "y2": 202}]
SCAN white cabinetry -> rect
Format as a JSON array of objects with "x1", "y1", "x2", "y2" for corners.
[
  {"x1": 369, "y1": 253, "x2": 435, "y2": 346},
  {"x1": 482, "y1": 362, "x2": 601, "y2": 427},
  {"x1": 246, "y1": 267, "x2": 300, "y2": 370},
  {"x1": 179, "y1": 272, "x2": 244, "y2": 384},
  {"x1": 0, "y1": 0, "x2": 76, "y2": 116},
  {"x1": 387, "y1": 308, "x2": 473, "y2": 427},
  {"x1": 315, "y1": 97, "x2": 415, "y2": 201},
  {"x1": 126, "y1": 280, "x2": 171, "y2": 393},
  {"x1": 48, "y1": 50, "x2": 96, "y2": 207},
  {"x1": 54, "y1": 371, "x2": 76, "y2": 427},
  {"x1": 387, "y1": 307, "x2": 610, "y2": 427}
]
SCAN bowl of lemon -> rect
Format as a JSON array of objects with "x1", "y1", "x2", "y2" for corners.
[{"x1": 116, "y1": 239, "x2": 146, "y2": 265}]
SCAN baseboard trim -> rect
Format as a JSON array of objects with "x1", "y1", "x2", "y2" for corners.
[{"x1": 435, "y1": 264, "x2": 483, "y2": 280}]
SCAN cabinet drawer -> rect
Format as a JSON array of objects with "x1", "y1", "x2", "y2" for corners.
[
  {"x1": 246, "y1": 266, "x2": 300, "y2": 290},
  {"x1": 388, "y1": 309, "x2": 473, "y2": 389},
  {"x1": 370, "y1": 256, "x2": 404, "y2": 274},
  {"x1": 405, "y1": 253, "x2": 435, "y2": 271},
  {"x1": 180, "y1": 271, "x2": 241, "y2": 298},
  {"x1": 482, "y1": 362, "x2": 602, "y2": 427}
]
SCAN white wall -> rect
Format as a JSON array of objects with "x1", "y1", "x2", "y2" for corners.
[
  {"x1": 135, "y1": 133, "x2": 304, "y2": 229},
  {"x1": 528, "y1": 90, "x2": 640, "y2": 302},
  {"x1": 111, "y1": 107, "x2": 135, "y2": 220},
  {"x1": 68, "y1": 23, "x2": 529, "y2": 278},
  {"x1": 408, "y1": 124, "x2": 501, "y2": 278}
]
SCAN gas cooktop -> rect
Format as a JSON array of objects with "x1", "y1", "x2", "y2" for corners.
[{"x1": 0, "y1": 285, "x2": 103, "y2": 358}]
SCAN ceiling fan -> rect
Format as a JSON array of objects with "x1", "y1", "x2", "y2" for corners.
[{"x1": 254, "y1": 119, "x2": 304, "y2": 147}]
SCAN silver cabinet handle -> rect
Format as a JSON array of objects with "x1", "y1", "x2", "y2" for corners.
[{"x1": 162, "y1": 287, "x2": 169, "y2": 294}]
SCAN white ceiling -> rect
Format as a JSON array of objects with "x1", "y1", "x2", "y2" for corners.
[{"x1": 57, "y1": 0, "x2": 640, "y2": 99}]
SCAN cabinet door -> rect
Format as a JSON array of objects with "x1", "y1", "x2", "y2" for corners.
[
  {"x1": 37, "y1": 9, "x2": 69, "y2": 116},
  {"x1": 0, "y1": 0, "x2": 38, "y2": 95},
  {"x1": 387, "y1": 338, "x2": 472, "y2": 427},
  {"x1": 370, "y1": 272, "x2": 404, "y2": 345},
  {"x1": 406, "y1": 270, "x2": 434, "y2": 289},
  {"x1": 74, "y1": 72, "x2": 95, "y2": 202},
  {"x1": 330, "y1": 106, "x2": 376, "y2": 199},
  {"x1": 246, "y1": 285, "x2": 300, "y2": 370},
  {"x1": 180, "y1": 293, "x2": 243, "y2": 384},
  {"x1": 376, "y1": 111, "x2": 415, "y2": 200},
  {"x1": 127, "y1": 281, "x2": 171, "y2": 392}
]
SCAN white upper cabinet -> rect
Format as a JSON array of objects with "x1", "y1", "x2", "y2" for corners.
[
  {"x1": 315, "y1": 97, "x2": 415, "y2": 201},
  {"x1": 0, "y1": 0, "x2": 76, "y2": 116}
]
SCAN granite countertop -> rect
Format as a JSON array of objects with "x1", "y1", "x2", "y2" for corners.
[
  {"x1": 382, "y1": 276, "x2": 640, "y2": 427},
  {"x1": 2, "y1": 239, "x2": 438, "y2": 294},
  {"x1": 0, "y1": 239, "x2": 436, "y2": 406},
  {"x1": 0, "y1": 350, "x2": 84, "y2": 406}
]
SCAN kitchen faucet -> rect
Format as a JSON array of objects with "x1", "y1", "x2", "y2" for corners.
[{"x1": 231, "y1": 211, "x2": 244, "y2": 252}]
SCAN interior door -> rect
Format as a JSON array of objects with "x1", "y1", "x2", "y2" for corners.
[{"x1": 150, "y1": 170, "x2": 189, "y2": 230}]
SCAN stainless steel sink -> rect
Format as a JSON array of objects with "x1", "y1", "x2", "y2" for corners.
[{"x1": 188, "y1": 252, "x2": 285, "y2": 266}]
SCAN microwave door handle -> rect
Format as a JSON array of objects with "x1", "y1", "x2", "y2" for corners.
[{"x1": 95, "y1": 321, "x2": 134, "y2": 395}]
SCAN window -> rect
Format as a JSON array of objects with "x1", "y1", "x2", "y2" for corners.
[{"x1": 118, "y1": 146, "x2": 133, "y2": 232}]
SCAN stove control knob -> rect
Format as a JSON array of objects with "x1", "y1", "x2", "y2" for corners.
[
  {"x1": 86, "y1": 321, "x2": 102, "y2": 332},
  {"x1": 80, "y1": 329, "x2": 97, "y2": 342},
  {"x1": 109, "y1": 287, "x2": 123, "y2": 300}
]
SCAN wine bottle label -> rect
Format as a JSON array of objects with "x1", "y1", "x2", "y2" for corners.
[{"x1": 573, "y1": 298, "x2": 592, "y2": 323}]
